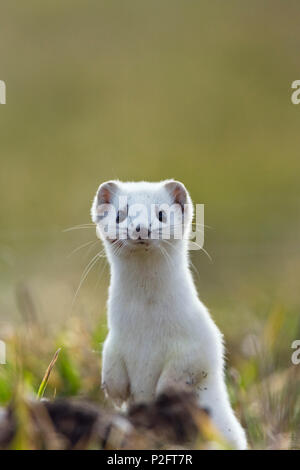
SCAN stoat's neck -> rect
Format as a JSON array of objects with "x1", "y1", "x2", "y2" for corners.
[
  {"x1": 110, "y1": 241, "x2": 188, "y2": 282},
  {"x1": 110, "y1": 241, "x2": 196, "y2": 292},
  {"x1": 106, "y1": 240, "x2": 199, "y2": 331}
]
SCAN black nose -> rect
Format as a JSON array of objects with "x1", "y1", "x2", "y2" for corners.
[{"x1": 136, "y1": 224, "x2": 141, "y2": 232}]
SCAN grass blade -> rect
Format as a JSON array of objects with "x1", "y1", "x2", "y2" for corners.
[{"x1": 37, "y1": 348, "x2": 61, "y2": 400}]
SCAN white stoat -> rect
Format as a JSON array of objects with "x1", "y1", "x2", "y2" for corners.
[{"x1": 91, "y1": 179, "x2": 247, "y2": 449}]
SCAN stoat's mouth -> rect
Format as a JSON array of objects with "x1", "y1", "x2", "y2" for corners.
[
  {"x1": 130, "y1": 239, "x2": 150, "y2": 246},
  {"x1": 107, "y1": 237, "x2": 151, "y2": 245},
  {"x1": 126, "y1": 238, "x2": 153, "y2": 250}
]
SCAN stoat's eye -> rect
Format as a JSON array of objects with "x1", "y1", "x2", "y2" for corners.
[
  {"x1": 157, "y1": 209, "x2": 167, "y2": 223},
  {"x1": 116, "y1": 208, "x2": 127, "y2": 224}
]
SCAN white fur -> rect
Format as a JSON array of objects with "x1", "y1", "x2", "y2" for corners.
[{"x1": 91, "y1": 180, "x2": 247, "y2": 449}]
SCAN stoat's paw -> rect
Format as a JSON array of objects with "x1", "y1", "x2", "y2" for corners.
[
  {"x1": 102, "y1": 374, "x2": 129, "y2": 402},
  {"x1": 102, "y1": 381, "x2": 126, "y2": 408},
  {"x1": 101, "y1": 362, "x2": 130, "y2": 405},
  {"x1": 156, "y1": 365, "x2": 203, "y2": 396}
]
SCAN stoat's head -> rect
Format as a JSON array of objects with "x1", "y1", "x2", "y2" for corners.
[{"x1": 91, "y1": 180, "x2": 193, "y2": 256}]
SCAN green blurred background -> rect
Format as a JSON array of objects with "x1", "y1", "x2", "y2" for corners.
[{"x1": 1, "y1": 0, "x2": 300, "y2": 349}]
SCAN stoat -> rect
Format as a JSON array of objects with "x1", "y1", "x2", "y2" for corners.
[{"x1": 91, "y1": 179, "x2": 247, "y2": 449}]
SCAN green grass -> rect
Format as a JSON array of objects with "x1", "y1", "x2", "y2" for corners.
[{"x1": 0, "y1": 286, "x2": 299, "y2": 449}]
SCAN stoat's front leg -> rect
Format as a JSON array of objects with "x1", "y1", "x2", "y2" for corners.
[
  {"x1": 101, "y1": 336, "x2": 130, "y2": 407},
  {"x1": 156, "y1": 355, "x2": 247, "y2": 450}
]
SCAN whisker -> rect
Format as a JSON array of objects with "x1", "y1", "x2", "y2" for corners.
[
  {"x1": 94, "y1": 255, "x2": 109, "y2": 292},
  {"x1": 159, "y1": 245, "x2": 173, "y2": 273},
  {"x1": 67, "y1": 239, "x2": 98, "y2": 258},
  {"x1": 163, "y1": 240, "x2": 200, "y2": 279},
  {"x1": 162, "y1": 239, "x2": 200, "y2": 280},
  {"x1": 191, "y1": 222, "x2": 211, "y2": 229},
  {"x1": 113, "y1": 240, "x2": 126, "y2": 257},
  {"x1": 63, "y1": 224, "x2": 95, "y2": 233},
  {"x1": 80, "y1": 252, "x2": 102, "y2": 280},
  {"x1": 72, "y1": 252, "x2": 102, "y2": 307},
  {"x1": 193, "y1": 243, "x2": 213, "y2": 262}
]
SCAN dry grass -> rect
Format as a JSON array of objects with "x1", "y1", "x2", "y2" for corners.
[{"x1": 0, "y1": 284, "x2": 299, "y2": 449}]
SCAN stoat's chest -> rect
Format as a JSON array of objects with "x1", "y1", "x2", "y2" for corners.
[{"x1": 109, "y1": 282, "x2": 188, "y2": 334}]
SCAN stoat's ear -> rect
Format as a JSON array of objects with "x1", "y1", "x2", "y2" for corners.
[
  {"x1": 91, "y1": 180, "x2": 118, "y2": 223},
  {"x1": 164, "y1": 180, "x2": 188, "y2": 210},
  {"x1": 96, "y1": 181, "x2": 118, "y2": 205}
]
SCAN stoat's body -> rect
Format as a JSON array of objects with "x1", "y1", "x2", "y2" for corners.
[{"x1": 91, "y1": 180, "x2": 247, "y2": 449}]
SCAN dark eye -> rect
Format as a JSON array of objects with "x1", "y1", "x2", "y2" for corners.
[
  {"x1": 156, "y1": 207, "x2": 167, "y2": 223},
  {"x1": 116, "y1": 207, "x2": 127, "y2": 224}
]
